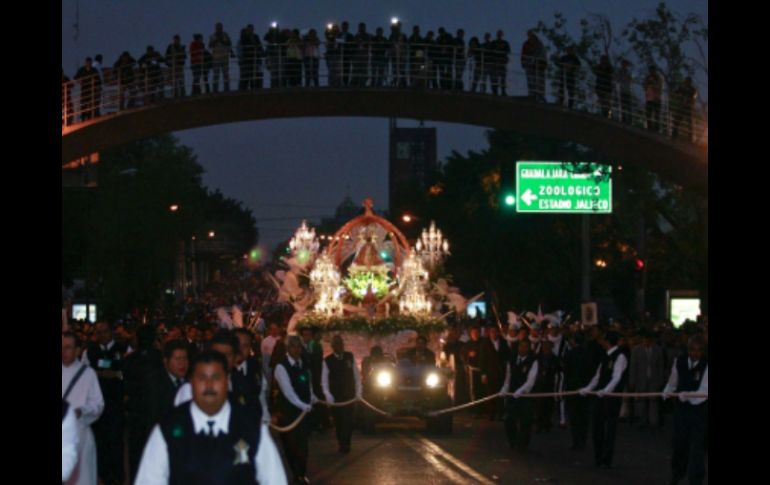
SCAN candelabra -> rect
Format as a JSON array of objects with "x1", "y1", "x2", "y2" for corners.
[{"x1": 415, "y1": 221, "x2": 450, "y2": 269}]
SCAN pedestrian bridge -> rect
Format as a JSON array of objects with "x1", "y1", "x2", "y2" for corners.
[
  {"x1": 62, "y1": 88, "x2": 707, "y2": 193},
  {"x1": 62, "y1": 47, "x2": 707, "y2": 193}
]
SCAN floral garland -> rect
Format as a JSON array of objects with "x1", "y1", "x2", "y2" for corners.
[{"x1": 297, "y1": 314, "x2": 446, "y2": 336}]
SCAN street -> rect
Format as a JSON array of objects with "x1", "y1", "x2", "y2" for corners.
[{"x1": 290, "y1": 412, "x2": 708, "y2": 484}]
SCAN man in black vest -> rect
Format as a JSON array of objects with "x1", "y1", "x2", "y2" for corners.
[
  {"x1": 563, "y1": 331, "x2": 595, "y2": 450},
  {"x1": 479, "y1": 324, "x2": 510, "y2": 420},
  {"x1": 135, "y1": 350, "x2": 287, "y2": 484},
  {"x1": 232, "y1": 328, "x2": 266, "y2": 418},
  {"x1": 462, "y1": 325, "x2": 483, "y2": 412},
  {"x1": 174, "y1": 330, "x2": 240, "y2": 406},
  {"x1": 322, "y1": 335, "x2": 362, "y2": 453},
  {"x1": 663, "y1": 335, "x2": 708, "y2": 485},
  {"x1": 83, "y1": 321, "x2": 130, "y2": 485},
  {"x1": 274, "y1": 336, "x2": 317, "y2": 484},
  {"x1": 124, "y1": 325, "x2": 165, "y2": 481},
  {"x1": 500, "y1": 339, "x2": 539, "y2": 452},
  {"x1": 579, "y1": 330, "x2": 628, "y2": 468},
  {"x1": 546, "y1": 320, "x2": 569, "y2": 428},
  {"x1": 300, "y1": 326, "x2": 326, "y2": 433},
  {"x1": 142, "y1": 338, "x2": 190, "y2": 458}
]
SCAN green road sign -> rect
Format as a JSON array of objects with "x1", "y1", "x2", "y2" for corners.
[{"x1": 516, "y1": 161, "x2": 613, "y2": 214}]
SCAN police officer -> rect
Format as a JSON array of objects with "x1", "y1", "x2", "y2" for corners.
[
  {"x1": 579, "y1": 330, "x2": 628, "y2": 468},
  {"x1": 274, "y1": 336, "x2": 317, "y2": 484},
  {"x1": 663, "y1": 335, "x2": 708, "y2": 485},
  {"x1": 500, "y1": 339, "x2": 539, "y2": 452},
  {"x1": 321, "y1": 335, "x2": 362, "y2": 453},
  {"x1": 83, "y1": 321, "x2": 130, "y2": 485},
  {"x1": 135, "y1": 350, "x2": 287, "y2": 484}
]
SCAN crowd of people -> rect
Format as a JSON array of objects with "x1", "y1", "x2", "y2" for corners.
[
  {"x1": 61, "y1": 20, "x2": 703, "y2": 142},
  {"x1": 62, "y1": 265, "x2": 708, "y2": 485}
]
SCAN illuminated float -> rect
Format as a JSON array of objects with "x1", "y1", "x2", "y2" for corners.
[{"x1": 271, "y1": 198, "x2": 479, "y2": 365}]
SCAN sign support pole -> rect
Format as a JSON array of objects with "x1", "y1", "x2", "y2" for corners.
[{"x1": 581, "y1": 214, "x2": 591, "y2": 302}]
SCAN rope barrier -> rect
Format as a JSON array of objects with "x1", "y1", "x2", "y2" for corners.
[
  {"x1": 428, "y1": 390, "x2": 707, "y2": 417},
  {"x1": 269, "y1": 409, "x2": 310, "y2": 433},
  {"x1": 268, "y1": 396, "x2": 392, "y2": 432},
  {"x1": 428, "y1": 393, "x2": 502, "y2": 416},
  {"x1": 269, "y1": 390, "x2": 708, "y2": 430}
]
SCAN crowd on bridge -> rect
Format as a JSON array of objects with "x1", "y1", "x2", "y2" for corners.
[
  {"x1": 62, "y1": 267, "x2": 708, "y2": 485},
  {"x1": 62, "y1": 20, "x2": 704, "y2": 143}
]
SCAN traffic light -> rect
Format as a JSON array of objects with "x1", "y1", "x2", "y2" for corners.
[
  {"x1": 503, "y1": 192, "x2": 515, "y2": 207},
  {"x1": 634, "y1": 258, "x2": 645, "y2": 271}
]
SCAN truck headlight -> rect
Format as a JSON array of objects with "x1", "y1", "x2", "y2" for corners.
[
  {"x1": 376, "y1": 370, "x2": 393, "y2": 387},
  {"x1": 425, "y1": 372, "x2": 440, "y2": 388}
]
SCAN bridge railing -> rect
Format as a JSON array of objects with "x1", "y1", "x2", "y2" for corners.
[{"x1": 62, "y1": 44, "x2": 707, "y2": 146}]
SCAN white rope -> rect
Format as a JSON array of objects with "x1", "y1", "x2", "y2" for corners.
[
  {"x1": 429, "y1": 390, "x2": 707, "y2": 417},
  {"x1": 269, "y1": 409, "x2": 310, "y2": 433},
  {"x1": 269, "y1": 396, "x2": 391, "y2": 432},
  {"x1": 270, "y1": 390, "x2": 708, "y2": 429},
  {"x1": 428, "y1": 393, "x2": 502, "y2": 416}
]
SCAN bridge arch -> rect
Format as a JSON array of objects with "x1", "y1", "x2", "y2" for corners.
[{"x1": 62, "y1": 89, "x2": 707, "y2": 194}]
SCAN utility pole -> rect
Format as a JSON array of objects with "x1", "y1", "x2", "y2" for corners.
[{"x1": 581, "y1": 214, "x2": 591, "y2": 302}]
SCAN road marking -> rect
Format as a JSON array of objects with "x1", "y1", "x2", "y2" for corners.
[
  {"x1": 399, "y1": 435, "x2": 468, "y2": 484},
  {"x1": 398, "y1": 434, "x2": 497, "y2": 485},
  {"x1": 417, "y1": 437, "x2": 497, "y2": 485}
]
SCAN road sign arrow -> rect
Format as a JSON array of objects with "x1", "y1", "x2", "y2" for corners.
[{"x1": 521, "y1": 189, "x2": 538, "y2": 206}]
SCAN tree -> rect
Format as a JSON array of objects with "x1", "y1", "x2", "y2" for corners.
[
  {"x1": 623, "y1": 2, "x2": 707, "y2": 87},
  {"x1": 423, "y1": 129, "x2": 706, "y2": 320},
  {"x1": 62, "y1": 135, "x2": 258, "y2": 319}
]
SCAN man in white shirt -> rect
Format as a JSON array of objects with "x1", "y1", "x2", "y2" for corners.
[
  {"x1": 579, "y1": 331, "x2": 628, "y2": 468},
  {"x1": 662, "y1": 335, "x2": 708, "y2": 485},
  {"x1": 62, "y1": 331, "x2": 104, "y2": 485},
  {"x1": 321, "y1": 335, "x2": 362, "y2": 453},
  {"x1": 274, "y1": 336, "x2": 317, "y2": 484},
  {"x1": 500, "y1": 339, "x2": 539, "y2": 452},
  {"x1": 135, "y1": 350, "x2": 287, "y2": 485},
  {"x1": 174, "y1": 330, "x2": 239, "y2": 406}
]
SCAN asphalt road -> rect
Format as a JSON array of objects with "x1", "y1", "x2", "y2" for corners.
[{"x1": 292, "y1": 412, "x2": 708, "y2": 485}]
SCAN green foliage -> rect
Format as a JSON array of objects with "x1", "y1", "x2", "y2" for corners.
[
  {"x1": 622, "y1": 1, "x2": 707, "y2": 85},
  {"x1": 297, "y1": 314, "x2": 446, "y2": 336},
  {"x1": 62, "y1": 135, "x2": 258, "y2": 319},
  {"x1": 342, "y1": 269, "x2": 392, "y2": 300},
  {"x1": 423, "y1": 128, "x2": 706, "y2": 319}
]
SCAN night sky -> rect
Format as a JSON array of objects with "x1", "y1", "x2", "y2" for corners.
[{"x1": 61, "y1": 0, "x2": 707, "y2": 249}]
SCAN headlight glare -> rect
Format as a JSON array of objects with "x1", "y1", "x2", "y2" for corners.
[
  {"x1": 376, "y1": 370, "x2": 393, "y2": 387},
  {"x1": 425, "y1": 372, "x2": 440, "y2": 388}
]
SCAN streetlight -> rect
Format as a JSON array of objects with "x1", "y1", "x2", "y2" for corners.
[
  {"x1": 402, "y1": 214, "x2": 413, "y2": 223},
  {"x1": 391, "y1": 17, "x2": 400, "y2": 25},
  {"x1": 270, "y1": 21, "x2": 278, "y2": 29},
  {"x1": 169, "y1": 204, "x2": 179, "y2": 212},
  {"x1": 208, "y1": 230, "x2": 215, "y2": 238}
]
